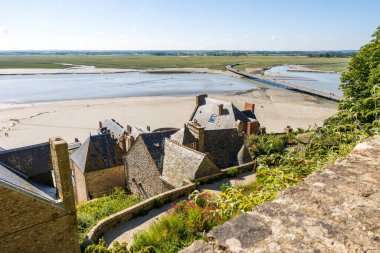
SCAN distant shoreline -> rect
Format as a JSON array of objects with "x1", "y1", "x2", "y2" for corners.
[{"x1": 0, "y1": 66, "x2": 241, "y2": 77}]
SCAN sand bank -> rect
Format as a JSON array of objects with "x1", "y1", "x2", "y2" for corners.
[
  {"x1": 0, "y1": 67, "x2": 240, "y2": 77},
  {"x1": 0, "y1": 87, "x2": 337, "y2": 149}
]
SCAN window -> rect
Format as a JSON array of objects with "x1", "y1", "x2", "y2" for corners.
[{"x1": 209, "y1": 114, "x2": 217, "y2": 123}]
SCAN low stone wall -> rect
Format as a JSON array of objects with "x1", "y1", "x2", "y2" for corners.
[
  {"x1": 196, "y1": 161, "x2": 256, "y2": 185},
  {"x1": 182, "y1": 136, "x2": 380, "y2": 253},
  {"x1": 84, "y1": 183, "x2": 196, "y2": 244}
]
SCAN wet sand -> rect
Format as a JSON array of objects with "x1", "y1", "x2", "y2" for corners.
[{"x1": 0, "y1": 87, "x2": 337, "y2": 149}]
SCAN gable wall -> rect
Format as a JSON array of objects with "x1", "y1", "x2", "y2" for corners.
[
  {"x1": 0, "y1": 185, "x2": 79, "y2": 253},
  {"x1": 71, "y1": 161, "x2": 88, "y2": 203},
  {"x1": 125, "y1": 138, "x2": 172, "y2": 198},
  {"x1": 204, "y1": 129, "x2": 245, "y2": 168},
  {"x1": 85, "y1": 165, "x2": 126, "y2": 199}
]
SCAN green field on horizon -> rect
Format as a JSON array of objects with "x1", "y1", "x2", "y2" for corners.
[{"x1": 0, "y1": 55, "x2": 350, "y2": 72}]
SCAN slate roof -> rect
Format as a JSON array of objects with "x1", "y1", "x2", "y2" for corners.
[
  {"x1": 70, "y1": 134, "x2": 124, "y2": 173},
  {"x1": 0, "y1": 142, "x2": 53, "y2": 185},
  {"x1": 170, "y1": 127, "x2": 198, "y2": 146},
  {"x1": 139, "y1": 129, "x2": 178, "y2": 172},
  {"x1": 100, "y1": 119, "x2": 126, "y2": 139},
  {"x1": 190, "y1": 97, "x2": 256, "y2": 130},
  {"x1": 0, "y1": 163, "x2": 57, "y2": 202}
]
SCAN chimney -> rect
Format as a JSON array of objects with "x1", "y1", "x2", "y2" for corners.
[
  {"x1": 244, "y1": 103, "x2": 255, "y2": 113},
  {"x1": 99, "y1": 121, "x2": 103, "y2": 130},
  {"x1": 126, "y1": 125, "x2": 132, "y2": 134},
  {"x1": 147, "y1": 125, "x2": 151, "y2": 132},
  {"x1": 49, "y1": 137, "x2": 76, "y2": 213},
  {"x1": 187, "y1": 122, "x2": 205, "y2": 152},
  {"x1": 196, "y1": 94, "x2": 208, "y2": 107},
  {"x1": 218, "y1": 104, "x2": 224, "y2": 116},
  {"x1": 246, "y1": 119, "x2": 260, "y2": 135},
  {"x1": 126, "y1": 135, "x2": 135, "y2": 151},
  {"x1": 284, "y1": 125, "x2": 293, "y2": 133}
]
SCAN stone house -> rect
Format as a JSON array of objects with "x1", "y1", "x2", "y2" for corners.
[
  {"x1": 125, "y1": 129, "x2": 219, "y2": 198},
  {"x1": 171, "y1": 94, "x2": 256, "y2": 168},
  {"x1": 0, "y1": 138, "x2": 79, "y2": 253},
  {"x1": 70, "y1": 133, "x2": 125, "y2": 203},
  {"x1": 98, "y1": 118, "x2": 147, "y2": 152}
]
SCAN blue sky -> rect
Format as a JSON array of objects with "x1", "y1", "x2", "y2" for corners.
[{"x1": 0, "y1": 0, "x2": 378, "y2": 50}]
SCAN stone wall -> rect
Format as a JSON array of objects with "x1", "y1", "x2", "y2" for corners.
[
  {"x1": 182, "y1": 136, "x2": 380, "y2": 253},
  {"x1": 85, "y1": 165, "x2": 126, "y2": 199},
  {"x1": 125, "y1": 138, "x2": 173, "y2": 198},
  {"x1": 0, "y1": 186, "x2": 78, "y2": 253},
  {"x1": 204, "y1": 129, "x2": 246, "y2": 168},
  {"x1": 0, "y1": 138, "x2": 79, "y2": 253},
  {"x1": 72, "y1": 161, "x2": 88, "y2": 203}
]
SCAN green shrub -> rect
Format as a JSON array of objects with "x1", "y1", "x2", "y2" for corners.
[
  {"x1": 77, "y1": 188, "x2": 141, "y2": 247},
  {"x1": 153, "y1": 197, "x2": 164, "y2": 208},
  {"x1": 220, "y1": 183, "x2": 231, "y2": 192},
  {"x1": 226, "y1": 167, "x2": 239, "y2": 177}
]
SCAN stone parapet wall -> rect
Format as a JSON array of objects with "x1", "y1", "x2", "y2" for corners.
[
  {"x1": 84, "y1": 183, "x2": 197, "y2": 244},
  {"x1": 182, "y1": 136, "x2": 380, "y2": 253}
]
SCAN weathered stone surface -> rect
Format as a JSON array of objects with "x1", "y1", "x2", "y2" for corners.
[
  {"x1": 183, "y1": 136, "x2": 380, "y2": 253},
  {"x1": 180, "y1": 240, "x2": 216, "y2": 253}
]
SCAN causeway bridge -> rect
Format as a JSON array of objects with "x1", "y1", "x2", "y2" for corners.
[{"x1": 227, "y1": 64, "x2": 342, "y2": 102}]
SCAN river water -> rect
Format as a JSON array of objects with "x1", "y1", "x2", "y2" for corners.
[
  {"x1": 0, "y1": 66, "x2": 342, "y2": 107},
  {"x1": 264, "y1": 65, "x2": 342, "y2": 95},
  {"x1": 0, "y1": 72, "x2": 258, "y2": 107}
]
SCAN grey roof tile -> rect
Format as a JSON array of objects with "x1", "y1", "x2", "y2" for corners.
[{"x1": 71, "y1": 134, "x2": 124, "y2": 173}]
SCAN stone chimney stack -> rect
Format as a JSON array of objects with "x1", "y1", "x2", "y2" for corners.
[
  {"x1": 218, "y1": 104, "x2": 224, "y2": 116},
  {"x1": 196, "y1": 94, "x2": 208, "y2": 107},
  {"x1": 49, "y1": 137, "x2": 76, "y2": 213},
  {"x1": 126, "y1": 125, "x2": 132, "y2": 134},
  {"x1": 99, "y1": 121, "x2": 103, "y2": 130},
  {"x1": 284, "y1": 125, "x2": 293, "y2": 133},
  {"x1": 147, "y1": 125, "x2": 151, "y2": 132},
  {"x1": 246, "y1": 119, "x2": 260, "y2": 135},
  {"x1": 244, "y1": 102, "x2": 255, "y2": 113},
  {"x1": 126, "y1": 135, "x2": 135, "y2": 151},
  {"x1": 187, "y1": 122, "x2": 205, "y2": 152}
]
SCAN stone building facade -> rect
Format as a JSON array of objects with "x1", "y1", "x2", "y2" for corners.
[
  {"x1": 171, "y1": 94, "x2": 256, "y2": 168},
  {"x1": 70, "y1": 133, "x2": 125, "y2": 203},
  {"x1": 125, "y1": 129, "x2": 219, "y2": 198},
  {"x1": 0, "y1": 138, "x2": 79, "y2": 253}
]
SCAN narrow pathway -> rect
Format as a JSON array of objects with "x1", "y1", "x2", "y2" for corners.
[{"x1": 104, "y1": 170, "x2": 256, "y2": 247}]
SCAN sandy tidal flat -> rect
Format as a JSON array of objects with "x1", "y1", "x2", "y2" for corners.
[{"x1": 0, "y1": 88, "x2": 337, "y2": 149}]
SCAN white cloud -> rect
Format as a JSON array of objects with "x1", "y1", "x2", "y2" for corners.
[
  {"x1": 270, "y1": 36, "x2": 277, "y2": 41},
  {"x1": 0, "y1": 27, "x2": 9, "y2": 35},
  {"x1": 201, "y1": 37, "x2": 208, "y2": 42},
  {"x1": 244, "y1": 34, "x2": 249, "y2": 39},
  {"x1": 130, "y1": 28, "x2": 136, "y2": 33},
  {"x1": 325, "y1": 37, "x2": 331, "y2": 41}
]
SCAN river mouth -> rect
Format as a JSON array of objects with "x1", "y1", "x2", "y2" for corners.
[
  {"x1": 264, "y1": 65, "x2": 342, "y2": 96},
  {"x1": 0, "y1": 72, "x2": 259, "y2": 106}
]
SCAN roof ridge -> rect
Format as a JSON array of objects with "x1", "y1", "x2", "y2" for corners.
[{"x1": 165, "y1": 138, "x2": 206, "y2": 157}]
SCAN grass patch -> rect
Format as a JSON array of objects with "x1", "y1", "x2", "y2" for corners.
[
  {"x1": 77, "y1": 188, "x2": 141, "y2": 245},
  {"x1": 0, "y1": 55, "x2": 350, "y2": 72}
]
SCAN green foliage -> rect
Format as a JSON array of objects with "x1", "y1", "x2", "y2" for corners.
[
  {"x1": 220, "y1": 183, "x2": 231, "y2": 192},
  {"x1": 0, "y1": 55, "x2": 349, "y2": 72},
  {"x1": 85, "y1": 238, "x2": 130, "y2": 253},
  {"x1": 77, "y1": 188, "x2": 141, "y2": 245},
  {"x1": 246, "y1": 134, "x2": 288, "y2": 157},
  {"x1": 131, "y1": 193, "x2": 222, "y2": 253},
  {"x1": 153, "y1": 197, "x2": 164, "y2": 208},
  {"x1": 226, "y1": 167, "x2": 239, "y2": 177}
]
